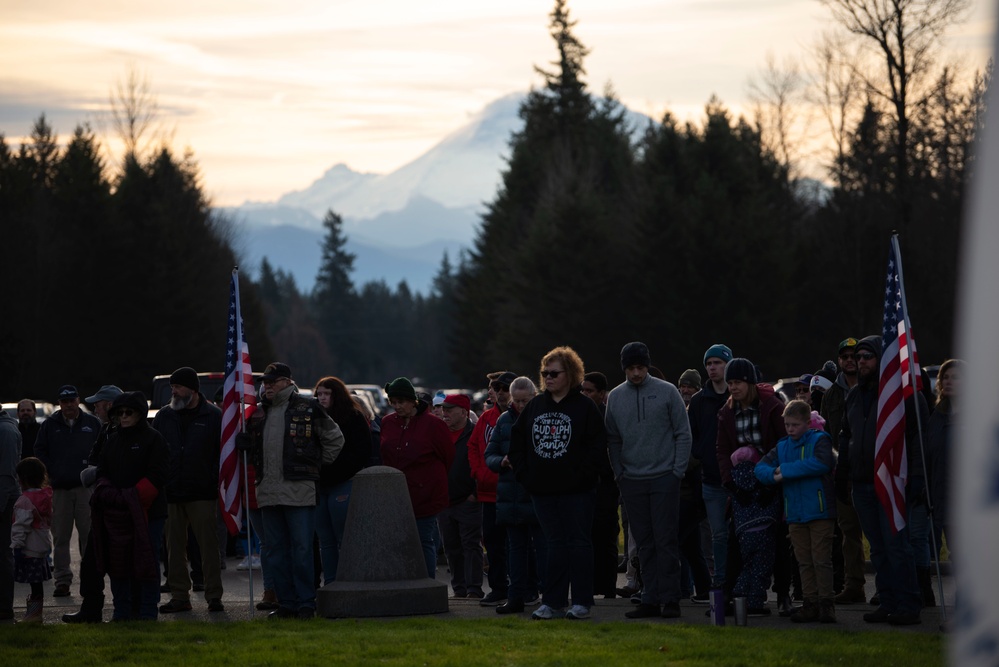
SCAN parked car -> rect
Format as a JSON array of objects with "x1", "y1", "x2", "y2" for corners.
[
  {"x1": 1, "y1": 401, "x2": 56, "y2": 423},
  {"x1": 150, "y1": 372, "x2": 263, "y2": 410},
  {"x1": 346, "y1": 384, "x2": 390, "y2": 417}
]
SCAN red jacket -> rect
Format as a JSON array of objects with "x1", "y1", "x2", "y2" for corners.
[
  {"x1": 380, "y1": 404, "x2": 454, "y2": 519},
  {"x1": 467, "y1": 406, "x2": 500, "y2": 503},
  {"x1": 715, "y1": 383, "x2": 786, "y2": 487}
]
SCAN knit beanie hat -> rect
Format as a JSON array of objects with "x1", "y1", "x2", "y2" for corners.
[
  {"x1": 730, "y1": 445, "x2": 762, "y2": 466},
  {"x1": 678, "y1": 368, "x2": 702, "y2": 389},
  {"x1": 725, "y1": 358, "x2": 758, "y2": 383},
  {"x1": 169, "y1": 367, "x2": 200, "y2": 392},
  {"x1": 384, "y1": 377, "x2": 417, "y2": 402},
  {"x1": 703, "y1": 344, "x2": 733, "y2": 366},
  {"x1": 855, "y1": 335, "x2": 883, "y2": 359},
  {"x1": 620, "y1": 342, "x2": 652, "y2": 370}
]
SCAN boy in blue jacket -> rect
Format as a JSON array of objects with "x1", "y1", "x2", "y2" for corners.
[{"x1": 757, "y1": 400, "x2": 838, "y2": 623}]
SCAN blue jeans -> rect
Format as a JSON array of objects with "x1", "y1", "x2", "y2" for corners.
[
  {"x1": 620, "y1": 474, "x2": 682, "y2": 605},
  {"x1": 532, "y1": 491, "x2": 595, "y2": 609},
  {"x1": 248, "y1": 508, "x2": 274, "y2": 591},
  {"x1": 506, "y1": 522, "x2": 546, "y2": 603},
  {"x1": 853, "y1": 482, "x2": 921, "y2": 614},
  {"x1": 110, "y1": 516, "x2": 164, "y2": 621},
  {"x1": 261, "y1": 505, "x2": 317, "y2": 611},
  {"x1": 315, "y1": 479, "x2": 353, "y2": 585},
  {"x1": 415, "y1": 516, "x2": 439, "y2": 579},
  {"x1": 702, "y1": 483, "x2": 731, "y2": 587}
]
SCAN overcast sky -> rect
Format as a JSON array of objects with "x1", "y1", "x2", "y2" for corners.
[{"x1": 2, "y1": 1, "x2": 994, "y2": 206}]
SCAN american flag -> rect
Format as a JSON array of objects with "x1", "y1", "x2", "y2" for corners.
[
  {"x1": 875, "y1": 235, "x2": 922, "y2": 534},
  {"x1": 219, "y1": 268, "x2": 256, "y2": 534}
]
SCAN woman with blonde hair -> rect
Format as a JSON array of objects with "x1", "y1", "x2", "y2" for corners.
[{"x1": 508, "y1": 346, "x2": 607, "y2": 621}]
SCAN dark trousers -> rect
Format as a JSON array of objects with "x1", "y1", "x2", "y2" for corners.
[
  {"x1": 481, "y1": 503, "x2": 508, "y2": 595},
  {"x1": 78, "y1": 528, "x2": 106, "y2": 611},
  {"x1": 678, "y1": 497, "x2": 711, "y2": 597},
  {"x1": 533, "y1": 491, "x2": 596, "y2": 609},
  {"x1": 592, "y1": 478, "x2": 620, "y2": 596}
]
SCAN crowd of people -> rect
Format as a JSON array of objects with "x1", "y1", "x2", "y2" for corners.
[{"x1": 0, "y1": 337, "x2": 959, "y2": 626}]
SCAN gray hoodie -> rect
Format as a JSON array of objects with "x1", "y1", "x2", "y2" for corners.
[{"x1": 605, "y1": 374, "x2": 691, "y2": 480}]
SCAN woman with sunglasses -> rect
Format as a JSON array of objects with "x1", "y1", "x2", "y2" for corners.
[
  {"x1": 508, "y1": 346, "x2": 607, "y2": 621},
  {"x1": 90, "y1": 391, "x2": 168, "y2": 621}
]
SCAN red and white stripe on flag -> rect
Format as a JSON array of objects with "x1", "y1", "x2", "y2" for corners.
[
  {"x1": 874, "y1": 236, "x2": 915, "y2": 534},
  {"x1": 219, "y1": 270, "x2": 256, "y2": 535}
]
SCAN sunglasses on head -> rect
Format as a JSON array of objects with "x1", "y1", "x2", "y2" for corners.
[
  {"x1": 856, "y1": 352, "x2": 877, "y2": 361},
  {"x1": 541, "y1": 370, "x2": 563, "y2": 379}
]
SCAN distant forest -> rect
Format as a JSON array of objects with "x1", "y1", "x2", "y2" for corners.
[{"x1": 0, "y1": 0, "x2": 985, "y2": 398}]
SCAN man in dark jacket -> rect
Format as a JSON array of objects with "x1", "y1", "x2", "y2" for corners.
[
  {"x1": 839, "y1": 335, "x2": 927, "y2": 626},
  {"x1": 821, "y1": 337, "x2": 867, "y2": 604},
  {"x1": 438, "y1": 394, "x2": 484, "y2": 599},
  {"x1": 34, "y1": 384, "x2": 102, "y2": 597},
  {"x1": 153, "y1": 367, "x2": 225, "y2": 614},
  {"x1": 16, "y1": 400, "x2": 39, "y2": 460},
  {"x1": 0, "y1": 408, "x2": 21, "y2": 621},
  {"x1": 687, "y1": 343, "x2": 732, "y2": 588}
]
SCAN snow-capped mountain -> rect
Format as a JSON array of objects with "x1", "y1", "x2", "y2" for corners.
[{"x1": 229, "y1": 92, "x2": 653, "y2": 292}]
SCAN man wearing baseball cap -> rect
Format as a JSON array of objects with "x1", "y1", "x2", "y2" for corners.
[
  {"x1": 819, "y1": 337, "x2": 866, "y2": 605},
  {"x1": 34, "y1": 384, "x2": 102, "y2": 597},
  {"x1": 438, "y1": 393, "x2": 484, "y2": 599}
]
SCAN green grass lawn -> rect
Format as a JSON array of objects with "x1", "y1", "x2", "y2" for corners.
[{"x1": 0, "y1": 617, "x2": 944, "y2": 666}]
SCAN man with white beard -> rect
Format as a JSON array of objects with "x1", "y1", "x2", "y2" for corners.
[{"x1": 153, "y1": 367, "x2": 226, "y2": 613}]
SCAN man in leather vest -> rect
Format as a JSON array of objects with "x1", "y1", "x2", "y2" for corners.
[{"x1": 240, "y1": 362, "x2": 344, "y2": 620}]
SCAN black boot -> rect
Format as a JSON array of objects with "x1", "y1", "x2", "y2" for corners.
[
  {"x1": 62, "y1": 597, "x2": 104, "y2": 624},
  {"x1": 918, "y1": 567, "x2": 937, "y2": 608}
]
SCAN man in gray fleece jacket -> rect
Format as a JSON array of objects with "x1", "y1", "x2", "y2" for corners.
[{"x1": 605, "y1": 342, "x2": 692, "y2": 619}]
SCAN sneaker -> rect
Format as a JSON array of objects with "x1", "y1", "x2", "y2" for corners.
[
  {"x1": 565, "y1": 605, "x2": 591, "y2": 620},
  {"x1": 661, "y1": 601, "x2": 681, "y2": 619},
  {"x1": 531, "y1": 604, "x2": 563, "y2": 620},
  {"x1": 53, "y1": 584, "x2": 71, "y2": 597},
  {"x1": 863, "y1": 607, "x2": 891, "y2": 623},
  {"x1": 236, "y1": 555, "x2": 262, "y2": 571},
  {"x1": 625, "y1": 603, "x2": 660, "y2": 619},
  {"x1": 207, "y1": 598, "x2": 225, "y2": 612},
  {"x1": 480, "y1": 590, "x2": 507, "y2": 607},
  {"x1": 496, "y1": 600, "x2": 525, "y2": 615},
  {"x1": 159, "y1": 599, "x2": 193, "y2": 613},
  {"x1": 690, "y1": 593, "x2": 710, "y2": 604}
]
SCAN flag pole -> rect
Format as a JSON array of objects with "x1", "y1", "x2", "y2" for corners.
[
  {"x1": 891, "y1": 235, "x2": 945, "y2": 622},
  {"x1": 233, "y1": 266, "x2": 255, "y2": 611}
]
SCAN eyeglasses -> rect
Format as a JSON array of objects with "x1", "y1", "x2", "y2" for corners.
[
  {"x1": 856, "y1": 352, "x2": 877, "y2": 361},
  {"x1": 116, "y1": 409, "x2": 136, "y2": 417},
  {"x1": 541, "y1": 370, "x2": 564, "y2": 379},
  {"x1": 489, "y1": 382, "x2": 510, "y2": 392}
]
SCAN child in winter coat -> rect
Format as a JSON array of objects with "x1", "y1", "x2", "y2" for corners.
[
  {"x1": 10, "y1": 457, "x2": 53, "y2": 623},
  {"x1": 756, "y1": 400, "x2": 838, "y2": 623},
  {"x1": 729, "y1": 445, "x2": 781, "y2": 616}
]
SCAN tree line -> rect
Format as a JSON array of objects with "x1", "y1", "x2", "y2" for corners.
[{"x1": 0, "y1": 0, "x2": 985, "y2": 398}]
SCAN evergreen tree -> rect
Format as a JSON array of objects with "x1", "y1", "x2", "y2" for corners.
[{"x1": 311, "y1": 209, "x2": 358, "y2": 376}]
